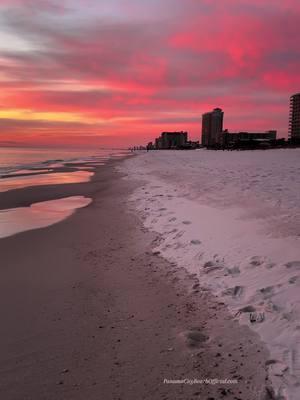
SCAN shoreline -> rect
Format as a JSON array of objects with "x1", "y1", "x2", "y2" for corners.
[
  {"x1": 0, "y1": 157, "x2": 271, "y2": 400},
  {"x1": 0, "y1": 158, "x2": 113, "y2": 210}
]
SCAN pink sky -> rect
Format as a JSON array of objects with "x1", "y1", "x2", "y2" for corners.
[{"x1": 0, "y1": 0, "x2": 299, "y2": 147}]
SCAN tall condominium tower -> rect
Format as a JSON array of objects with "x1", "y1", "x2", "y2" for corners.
[
  {"x1": 201, "y1": 108, "x2": 224, "y2": 146},
  {"x1": 289, "y1": 93, "x2": 300, "y2": 142}
]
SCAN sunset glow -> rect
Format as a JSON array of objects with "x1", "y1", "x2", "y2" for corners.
[{"x1": 0, "y1": 0, "x2": 300, "y2": 147}]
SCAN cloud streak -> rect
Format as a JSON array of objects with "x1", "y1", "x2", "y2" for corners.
[{"x1": 0, "y1": 0, "x2": 299, "y2": 146}]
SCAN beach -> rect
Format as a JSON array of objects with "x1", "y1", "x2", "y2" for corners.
[
  {"x1": 120, "y1": 148, "x2": 300, "y2": 400},
  {"x1": 0, "y1": 155, "x2": 271, "y2": 400}
]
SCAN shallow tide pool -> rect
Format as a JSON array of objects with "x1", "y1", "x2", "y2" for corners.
[{"x1": 0, "y1": 196, "x2": 92, "y2": 238}]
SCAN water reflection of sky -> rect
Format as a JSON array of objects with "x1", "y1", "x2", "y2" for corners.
[
  {"x1": 0, "y1": 170, "x2": 94, "y2": 192},
  {"x1": 0, "y1": 196, "x2": 92, "y2": 239}
]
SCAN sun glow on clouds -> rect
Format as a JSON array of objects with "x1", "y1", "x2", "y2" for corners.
[
  {"x1": 0, "y1": 79, "x2": 122, "y2": 93},
  {"x1": 0, "y1": 109, "x2": 84, "y2": 123},
  {"x1": 0, "y1": 109, "x2": 140, "y2": 124},
  {"x1": 0, "y1": 0, "x2": 299, "y2": 147}
]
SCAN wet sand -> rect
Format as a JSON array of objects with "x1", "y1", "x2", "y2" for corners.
[{"x1": 0, "y1": 158, "x2": 272, "y2": 400}]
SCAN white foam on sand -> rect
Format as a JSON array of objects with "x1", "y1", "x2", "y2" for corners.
[
  {"x1": 121, "y1": 149, "x2": 300, "y2": 400},
  {"x1": 0, "y1": 196, "x2": 91, "y2": 238}
]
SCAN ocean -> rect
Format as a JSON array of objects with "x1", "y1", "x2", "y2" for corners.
[
  {"x1": 0, "y1": 146, "x2": 129, "y2": 175},
  {"x1": 0, "y1": 146, "x2": 130, "y2": 238}
]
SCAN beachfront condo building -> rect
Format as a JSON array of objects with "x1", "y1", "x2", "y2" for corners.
[
  {"x1": 201, "y1": 108, "x2": 224, "y2": 147},
  {"x1": 221, "y1": 130, "x2": 277, "y2": 148},
  {"x1": 289, "y1": 93, "x2": 300, "y2": 143},
  {"x1": 155, "y1": 131, "x2": 188, "y2": 149}
]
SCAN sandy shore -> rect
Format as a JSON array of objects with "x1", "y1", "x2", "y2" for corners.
[{"x1": 0, "y1": 158, "x2": 271, "y2": 400}]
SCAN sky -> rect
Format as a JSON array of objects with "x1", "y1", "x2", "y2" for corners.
[{"x1": 0, "y1": 0, "x2": 299, "y2": 148}]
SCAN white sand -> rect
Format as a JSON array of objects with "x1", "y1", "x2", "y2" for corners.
[{"x1": 121, "y1": 148, "x2": 300, "y2": 400}]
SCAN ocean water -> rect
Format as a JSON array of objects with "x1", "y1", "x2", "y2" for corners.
[
  {"x1": 0, "y1": 146, "x2": 130, "y2": 238},
  {"x1": 0, "y1": 146, "x2": 129, "y2": 174},
  {"x1": 0, "y1": 170, "x2": 94, "y2": 193}
]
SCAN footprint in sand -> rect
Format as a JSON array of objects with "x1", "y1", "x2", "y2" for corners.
[
  {"x1": 236, "y1": 306, "x2": 265, "y2": 324},
  {"x1": 265, "y1": 262, "x2": 276, "y2": 269},
  {"x1": 266, "y1": 359, "x2": 289, "y2": 378},
  {"x1": 222, "y1": 285, "x2": 244, "y2": 299},
  {"x1": 167, "y1": 228, "x2": 178, "y2": 234},
  {"x1": 226, "y1": 266, "x2": 240, "y2": 276},
  {"x1": 190, "y1": 239, "x2": 201, "y2": 245},
  {"x1": 173, "y1": 231, "x2": 184, "y2": 239},
  {"x1": 202, "y1": 261, "x2": 222, "y2": 274},
  {"x1": 285, "y1": 261, "x2": 300, "y2": 270},
  {"x1": 203, "y1": 261, "x2": 215, "y2": 268},
  {"x1": 249, "y1": 256, "x2": 265, "y2": 267},
  {"x1": 238, "y1": 305, "x2": 256, "y2": 314},
  {"x1": 182, "y1": 220, "x2": 192, "y2": 225},
  {"x1": 184, "y1": 327, "x2": 209, "y2": 348},
  {"x1": 169, "y1": 217, "x2": 177, "y2": 222},
  {"x1": 259, "y1": 285, "x2": 275, "y2": 299},
  {"x1": 249, "y1": 312, "x2": 265, "y2": 323},
  {"x1": 173, "y1": 242, "x2": 186, "y2": 250},
  {"x1": 281, "y1": 311, "x2": 295, "y2": 322},
  {"x1": 289, "y1": 276, "x2": 299, "y2": 284}
]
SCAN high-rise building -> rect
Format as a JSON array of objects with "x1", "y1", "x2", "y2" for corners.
[
  {"x1": 289, "y1": 93, "x2": 300, "y2": 142},
  {"x1": 201, "y1": 108, "x2": 224, "y2": 146}
]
